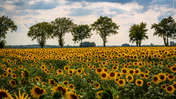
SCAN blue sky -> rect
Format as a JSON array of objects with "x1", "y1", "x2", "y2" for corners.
[{"x1": 0, "y1": 0, "x2": 176, "y2": 46}]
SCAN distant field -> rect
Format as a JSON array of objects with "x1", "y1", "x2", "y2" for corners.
[{"x1": 0, "y1": 47, "x2": 176, "y2": 99}]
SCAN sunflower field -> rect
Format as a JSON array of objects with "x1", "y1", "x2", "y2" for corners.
[{"x1": 0, "y1": 47, "x2": 176, "y2": 99}]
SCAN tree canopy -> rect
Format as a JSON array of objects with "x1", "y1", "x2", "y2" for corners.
[
  {"x1": 51, "y1": 17, "x2": 74, "y2": 47},
  {"x1": 71, "y1": 24, "x2": 92, "y2": 44},
  {"x1": 27, "y1": 22, "x2": 53, "y2": 48},
  {"x1": 129, "y1": 22, "x2": 148, "y2": 47},
  {"x1": 91, "y1": 16, "x2": 119, "y2": 47},
  {"x1": 151, "y1": 16, "x2": 176, "y2": 46}
]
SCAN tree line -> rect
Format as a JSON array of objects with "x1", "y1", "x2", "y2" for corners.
[{"x1": 0, "y1": 15, "x2": 176, "y2": 48}]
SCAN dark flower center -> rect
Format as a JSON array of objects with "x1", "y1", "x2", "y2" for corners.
[{"x1": 0, "y1": 92, "x2": 8, "y2": 98}]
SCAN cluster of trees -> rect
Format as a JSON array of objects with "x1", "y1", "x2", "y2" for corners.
[{"x1": 0, "y1": 15, "x2": 176, "y2": 48}]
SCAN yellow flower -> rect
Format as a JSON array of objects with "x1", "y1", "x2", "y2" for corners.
[
  {"x1": 126, "y1": 74, "x2": 134, "y2": 83},
  {"x1": 51, "y1": 84, "x2": 67, "y2": 95},
  {"x1": 64, "y1": 91, "x2": 79, "y2": 99},
  {"x1": 116, "y1": 79, "x2": 126, "y2": 87},
  {"x1": 15, "y1": 90, "x2": 30, "y2": 99},
  {"x1": 165, "y1": 85, "x2": 175, "y2": 94},
  {"x1": 135, "y1": 79, "x2": 143, "y2": 87},
  {"x1": 0, "y1": 89, "x2": 13, "y2": 99},
  {"x1": 31, "y1": 86, "x2": 46, "y2": 98}
]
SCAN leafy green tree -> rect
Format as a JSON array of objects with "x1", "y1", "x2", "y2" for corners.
[
  {"x1": 151, "y1": 16, "x2": 176, "y2": 46},
  {"x1": 129, "y1": 22, "x2": 148, "y2": 47},
  {"x1": 0, "y1": 15, "x2": 17, "y2": 48},
  {"x1": 27, "y1": 22, "x2": 53, "y2": 48},
  {"x1": 71, "y1": 24, "x2": 92, "y2": 45},
  {"x1": 51, "y1": 17, "x2": 74, "y2": 47},
  {"x1": 91, "y1": 16, "x2": 119, "y2": 47}
]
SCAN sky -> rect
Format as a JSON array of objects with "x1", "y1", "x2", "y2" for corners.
[{"x1": 0, "y1": 0, "x2": 176, "y2": 46}]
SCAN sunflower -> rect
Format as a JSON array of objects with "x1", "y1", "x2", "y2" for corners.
[
  {"x1": 121, "y1": 68, "x2": 128, "y2": 74},
  {"x1": 11, "y1": 73, "x2": 17, "y2": 79},
  {"x1": 167, "y1": 74, "x2": 175, "y2": 81},
  {"x1": 109, "y1": 71, "x2": 116, "y2": 80},
  {"x1": 69, "y1": 84, "x2": 75, "y2": 90},
  {"x1": 165, "y1": 85, "x2": 175, "y2": 94},
  {"x1": 173, "y1": 81, "x2": 176, "y2": 89},
  {"x1": 51, "y1": 84, "x2": 67, "y2": 95},
  {"x1": 48, "y1": 79, "x2": 57, "y2": 86},
  {"x1": 135, "y1": 79, "x2": 143, "y2": 87},
  {"x1": 129, "y1": 69, "x2": 134, "y2": 75},
  {"x1": 158, "y1": 73, "x2": 167, "y2": 82},
  {"x1": 161, "y1": 84, "x2": 167, "y2": 90},
  {"x1": 34, "y1": 76, "x2": 41, "y2": 82},
  {"x1": 15, "y1": 90, "x2": 30, "y2": 99},
  {"x1": 147, "y1": 82, "x2": 151, "y2": 86},
  {"x1": 2, "y1": 73, "x2": 8, "y2": 78},
  {"x1": 134, "y1": 68, "x2": 141, "y2": 75},
  {"x1": 116, "y1": 72, "x2": 122, "y2": 78},
  {"x1": 56, "y1": 69, "x2": 63, "y2": 76},
  {"x1": 64, "y1": 92, "x2": 79, "y2": 99},
  {"x1": 170, "y1": 66, "x2": 176, "y2": 73},
  {"x1": 126, "y1": 74, "x2": 134, "y2": 83},
  {"x1": 152, "y1": 75, "x2": 160, "y2": 84},
  {"x1": 64, "y1": 66, "x2": 70, "y2": 71},
  {"x1": 76, "y1": 68, "x2": 82, "y2": 75},
  {"x1": 96, "y1": 68, "x2": 102, "y2": 74},
  {"x1": 9, "y1": 79, "x2": 17, "y2": 87},
  {"x1": 31, "y1": 86, "x2": 46, "y2": 98},
  {"x1": 6, "y1": 68, "x2": 13, "y2": 74},
  {"x1": 94, "y1": 82, "x2": 100, "y2": 89},
  {"x1": 100, "y1": 72, "x2": 108, "y2": 80},
  {"x1": 0, "y1": 89, "x2": 13, "y2": 99},
  {"x1": 63, "y1": 80, "x2": 69, "y2": 87},
  {"x1": 116, "y1": 79, "x2": 126, "y2": 87},
  {"x1": 96, "y1": 90, "x2": 103, "y2": 99}
]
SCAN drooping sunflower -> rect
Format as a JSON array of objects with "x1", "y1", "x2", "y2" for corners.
[
  {"x1": 135, "y1": 79, "x2": 143, "y2": 87},
  {"x1": 34, "y1": 76, "x2": 41, "y2": 82},
  {"x1": 170, "y1": 66, "x2": 176, "y2": 73},
  {"x1": 167, "y1": 74, "x2": 175, "y2": 81},
  {"x1": 64, "y1": 92, "x2": 79, "y2": 99},
  {"x1": 96, "y1": 90, "x2": 103, "y2": 99},
  {"x1": 31, "y1": 86, "x2": 46, "y2": 98},
  {"x1": 0, "y1": 89, "x2": 13, "y2": 99},
  {"x1": 116, "y1": 79, "x2": 126, "y2": 87},
  {"x1": 165, "y1": 85, "x2": 175, "y2": 94},
  {"x1": 9, "y1": 79, "x2": 17, "y2": 87},
  {"x1": 126, "y1": 74, "x2": 134, "y2": 83},
  {"x1": 51, "y1": 84, "x2": 67, "y2": 95},
  {"x1": 48, "y1": 79, "x2": 57, "y2": 86}
]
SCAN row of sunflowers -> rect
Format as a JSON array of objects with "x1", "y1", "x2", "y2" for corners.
[{"x1": 0, "y1": 47, "x2": 176, "y2": 99}]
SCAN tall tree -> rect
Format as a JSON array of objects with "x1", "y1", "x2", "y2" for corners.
[
  {"x1": 0, "y1": 16, "x2": 17, "y2": 48},
  {"x1": 151, "y1": 16, "x2": 176, "y2": 46},
  {"x1": 91, "y1": 16, "x2": 119, "y2": 47},
  {"x1": 71, "y1": 24, "x2": 92, "y2": 45},
  {"x1": 51, "y1": 17, "x2": 74, "y2": 47},
  {"x1": 129, "y1": 22, "x2": 148, "y2": 47},
  {"x1": 27, "y1": 22, "x2": 53, "y2": 48}
]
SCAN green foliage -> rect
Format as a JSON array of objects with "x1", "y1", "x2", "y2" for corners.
[
  {"x1": 27, "y1": 22, "x2": 53, "y2": 48},
  {"x1": 151, "y1": 16, "x2": 176, "y2": 46},
  {"x1": 0, "y1": 16, "x2": 17, "y2": 40},
  {"x1": 0, "y1": 40, "x2": 6, "y2": 48},
  {"x1": 80, "y1": 42, "x2": 96, "y2": 47},
  {"x1": 129, "y1": 22, "x2": 148, "y2": 47},
  {"x1": 72, "y1": 24, "x2": 92, "y2": 44},
  {"x1": 91, "y1": 16, "x2": 119, "y2": 47},
  {"x1": 51, "y1": 17, "x2": 74, "y2": 47}
]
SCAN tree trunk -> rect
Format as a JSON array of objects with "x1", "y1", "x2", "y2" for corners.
[
  {"x1": 103, "y1": 40, "x2": 106, "y2": 47},
  {"x1": 59, "y1": 36, "x2": 64, "y2": 48}
]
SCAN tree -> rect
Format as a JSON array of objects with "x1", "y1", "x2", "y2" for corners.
[
  {"x1": 151, "y1": 16, "x2": 176, "y2": 46},
  {"x1": 71, "y1": 24, "x2": 92, "y2": 45},
  {"x1": 129, "y1": 22, "x2": 148, "y2": 47},
  {"x1": 91, "y1": 16, "x2": 119, "y2": 47},
  {"x1": 51, "y1": 17, "x2": 74, "y2": 47},
  {"x1": 27, "y1": 22, "x2": 53, "y2": 48},
  {"x1": 0, "y1": 15, "x2": 17, "y2": 48}
]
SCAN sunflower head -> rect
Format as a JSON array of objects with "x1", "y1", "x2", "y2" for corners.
[
  {"x1": 0, "y1": 89, "x2": 13, "y2": 99},
  {"x1": 135, "y1": 79, "x2": 143, "y2": 87},
  {"x1": 31, "y1": 86, "x2": 46, "y2": 98}
]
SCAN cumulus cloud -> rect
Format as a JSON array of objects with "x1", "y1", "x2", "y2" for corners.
[{"x1": 0, "y1": 0, "x2": 175, "y2": 46}]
